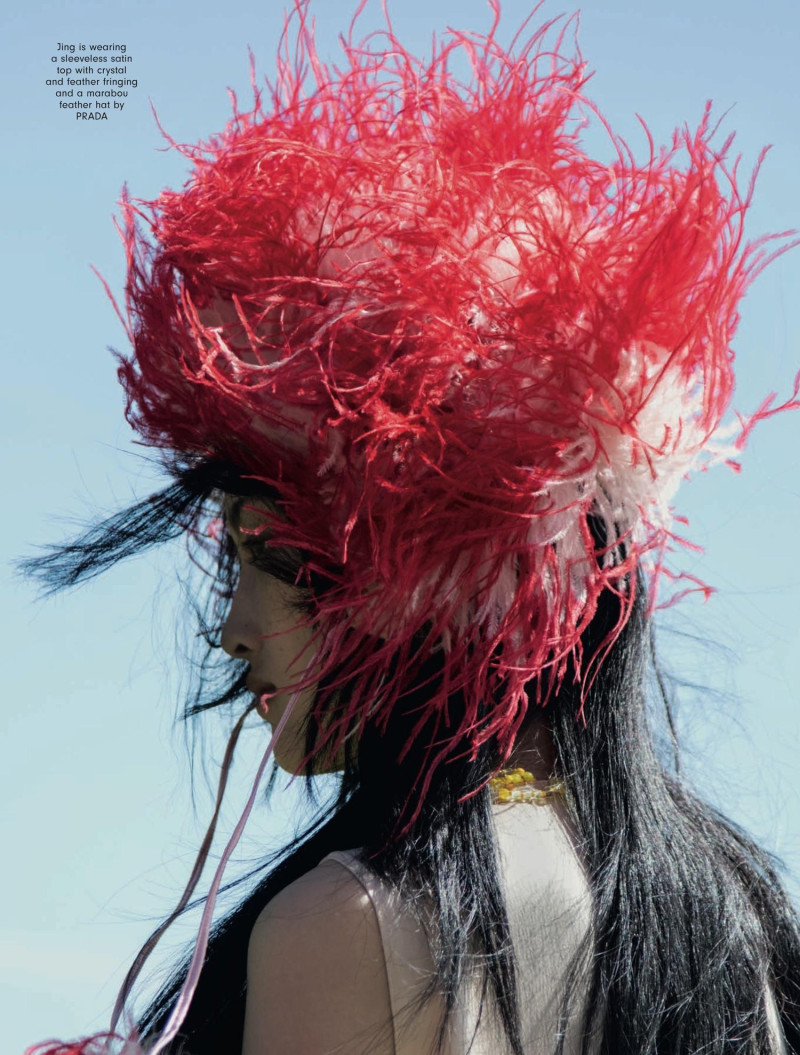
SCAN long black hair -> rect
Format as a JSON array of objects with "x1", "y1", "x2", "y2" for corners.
[{"x1": 22, "y1": 458, "x2": 800, "y2": 1054}]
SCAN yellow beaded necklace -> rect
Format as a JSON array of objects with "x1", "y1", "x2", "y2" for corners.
[{"x1": 489, "y1": 766, "x2": 566, "y2": 805}]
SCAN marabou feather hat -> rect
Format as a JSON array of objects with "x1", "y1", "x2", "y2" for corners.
[{"x1": 105, "y1": 0, "x2": 798, "y2": 812}]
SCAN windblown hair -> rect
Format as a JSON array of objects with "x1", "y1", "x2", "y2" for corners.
[{"x1": 24, "y1": 459, "x2": 800, "y2": 1054}]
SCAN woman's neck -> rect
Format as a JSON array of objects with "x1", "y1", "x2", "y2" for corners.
[{"x1": 505, "y1": 717, "x2": 558, "y2": 780}]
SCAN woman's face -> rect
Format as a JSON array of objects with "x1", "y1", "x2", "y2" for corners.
[{"x1": 221, "y1": 496, "x2": 326, "y2": 774}]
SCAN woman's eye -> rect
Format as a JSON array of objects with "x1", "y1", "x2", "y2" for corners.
[
  {"x1": 241, "y1": 539, "x2": 267, "y2": 559},
  {"x1": 241, "y1": 539, "x2": 305, "y2": 586},
  {"x1": 242, "y1": 539, "x2": 278, "y2": 566}
]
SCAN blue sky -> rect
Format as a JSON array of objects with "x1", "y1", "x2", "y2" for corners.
[{"x1": 2, "y1": 0, "x2": 800, "y2": 1048}]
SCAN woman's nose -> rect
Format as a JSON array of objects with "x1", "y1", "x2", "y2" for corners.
[{"x1": 221, "y1": 583, "x2": 262, "y2": 658}]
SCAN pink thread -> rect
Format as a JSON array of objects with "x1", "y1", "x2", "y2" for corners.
[{"x1": 139, "y1": 688, "x2": 300, "y2": 1055}]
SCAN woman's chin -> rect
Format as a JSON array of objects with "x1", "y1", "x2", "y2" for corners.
[{"x1": 272, "y1": 751, "x2": 302, "y2": 775}]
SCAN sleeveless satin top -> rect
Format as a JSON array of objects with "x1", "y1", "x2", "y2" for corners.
[{"x1": 321, "y1": 799, "x2": 597, "y2": 1055}]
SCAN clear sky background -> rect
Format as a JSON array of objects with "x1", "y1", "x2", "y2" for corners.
[{"x1": 2, "y1": 0, "x2": 799, "y2": 1049}]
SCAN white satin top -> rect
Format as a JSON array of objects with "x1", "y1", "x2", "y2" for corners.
[{"x1": 320, "y1": 799, "x2": 596, "y2": 1055}]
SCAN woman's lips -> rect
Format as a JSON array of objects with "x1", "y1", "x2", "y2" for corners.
[
  {"x1": 246, "y1": 678, "x2": 277, "y2": 719},
  {"x1": 256, "y1": 692, "x2": 274, "y2": 719}
]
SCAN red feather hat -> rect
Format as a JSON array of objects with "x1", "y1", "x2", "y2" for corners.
[{"x1": 106, "y1": 0, "x2": 798, "y2": 814}]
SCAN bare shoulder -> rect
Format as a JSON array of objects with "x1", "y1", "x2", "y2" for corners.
[
  {"x1": 252, "y1": 856, "x2": 374, "y2": 928},
  {"x1": 242, "y1": 858, "x2": 395, "y2": 1055}
]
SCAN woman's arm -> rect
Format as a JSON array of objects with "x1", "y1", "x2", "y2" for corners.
[{"x1": 242, "y1": 859, "x2": 395, "y2": 1055}]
